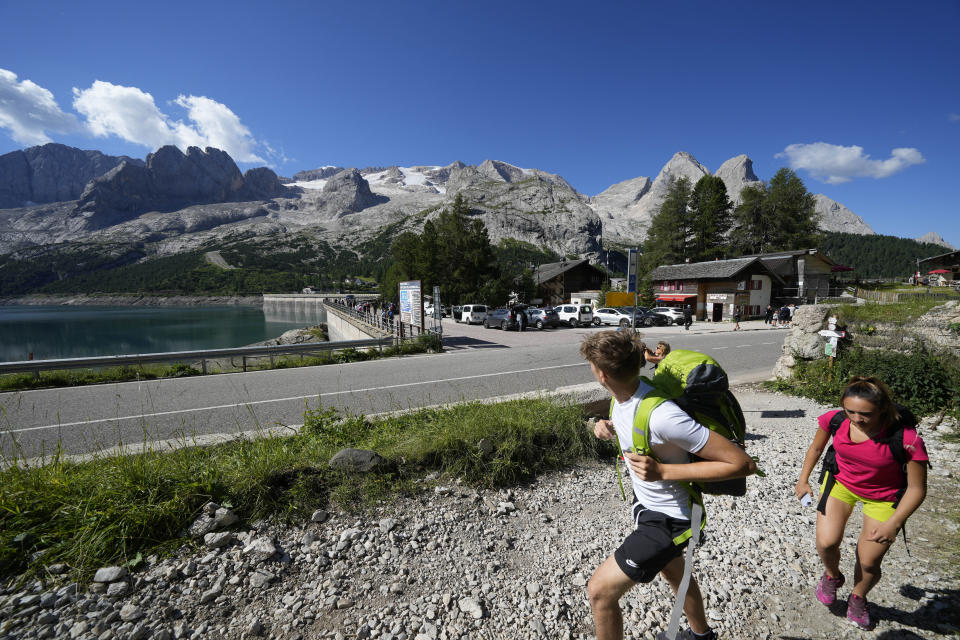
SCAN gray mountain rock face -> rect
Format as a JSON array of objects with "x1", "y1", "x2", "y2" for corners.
[
  {"x1": 0, "y1": 143, "x2": 142, "y2": 208},
  {"x1": 591, "y1": 151, "x2": 708, "y2": 243},
  {"x1": 594, "y1": 151, "x2": 878, "y2": 244},
  {"x1": 812, "y1": 194, "x2": 875, "y2": 235},
  {"x1": 449, "y1": 170, "x2": 600, "y2": 256},
  {"x1": 291, "y1": 166, "x2": 344, "y2": 182},
  {"x1": 73, "y1": 146, "x2": 280, "y2": 230},
  {"x1": 318, "y1": 169, "x2": 385, "y2": 218},
  {"x1": 713, "y1": 154, "x2": 763, "y2": 206},
  {"x1": 914, "y1": 232, "x2": 955, "y2": 250}
]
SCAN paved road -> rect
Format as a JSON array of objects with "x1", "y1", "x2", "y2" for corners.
[{"x1": 0, "y1": 319, "x2": 787, "y2": 460}]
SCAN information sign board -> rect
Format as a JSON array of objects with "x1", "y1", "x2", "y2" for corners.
[
  {"x1": 399, "y1": 280, "x2": 423, "y2": 328},
  {"x1": 627, "y1": 248, "x2": 638, "y2": 293}
]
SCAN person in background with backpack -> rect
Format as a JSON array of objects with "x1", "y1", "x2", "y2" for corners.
[
  {"x1": 580, "y1": 331, "x2": 756, "y2": 640},
  {"x1": 793, "y1": 376, "x2": 929, "y2": 630}
]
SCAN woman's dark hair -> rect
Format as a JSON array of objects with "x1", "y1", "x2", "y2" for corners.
[{"x1": 840, "y1": 376, "x2": 900, "y2": 426}]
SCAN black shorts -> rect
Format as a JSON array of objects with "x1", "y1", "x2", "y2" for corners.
[{"x1": 614, "y1": 507, "x2": 692, "y2": 583}]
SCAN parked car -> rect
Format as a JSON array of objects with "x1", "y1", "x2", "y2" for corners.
[
  {"x1": 482, "y1": 308, "x2": 515, "y2": 330},
  {"x1": 649, "y1": 307, "x2": 685, "y2": 325},
  {"x1": 592, "y1": 307, "x2": 637, "y2": 328},
  {"x1": 451, "y1": 305, "x2": 463, "y2": 320},
  {"x1": 637, "y1": 310, "x2": 672, "y2": 327},
  {"x1": 555, "y1": 304, "x2": 594, "y2": 327},
  {"x1": 525, "y1": 307, "x2": 561, "y2": 329},
  {"x1": 457, "y1": 304, "x2": 488, "y2": 324},
  {"x1": 424, "y1": 303, "x2": 447, "y2": 317}
]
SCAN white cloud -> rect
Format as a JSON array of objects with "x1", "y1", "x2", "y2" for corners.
[
  {"x1": 72, "y1": 80, "x2": 265, "y2": 163},
  {"x1": 949, "y1": 113, "x2": 960, "y2": 123},
  {"x1": 0, "y1": 68, "x2": 80, "y2": 145},
  {"x1": 776, "y1": 142, "x2": 925, "y2": 184}
]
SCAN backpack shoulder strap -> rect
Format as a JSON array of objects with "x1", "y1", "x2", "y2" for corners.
[
  {"x1": 631, "y1": 380, "x2": 673, "y2": 456},
  {"x1": 828, "y1": 409, "x2": 845, "y2": 435}
]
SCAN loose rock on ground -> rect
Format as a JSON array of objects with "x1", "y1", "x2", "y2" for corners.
[{"x1": 0, "y1": 389, "x2": 957, "y2": 639}]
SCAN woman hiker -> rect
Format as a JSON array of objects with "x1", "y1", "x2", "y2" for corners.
[{"x1": 794, "y1": 376, "x2": 929, "y2": 629}]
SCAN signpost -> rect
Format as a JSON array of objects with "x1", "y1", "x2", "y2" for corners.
[
  {"x1": 627, "y1": 248, "x2": 639, "y2": 330},
  {"x1": 399, "y1": 280, "x2": 423, "y2": 329},
  {"x1": 818, "y1": 320, "x2": 845, "y2": 366}
]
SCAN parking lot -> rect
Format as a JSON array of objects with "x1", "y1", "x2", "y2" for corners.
[{"x1": 438, "y1": 316, "x2": 784, "y2": 350}]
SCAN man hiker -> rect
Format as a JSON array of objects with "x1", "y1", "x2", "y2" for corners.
[
  {"x1": 580, "y1": 331, "x2": 755, "y2": 640},
  {"x1": 732, "y1": 306, "x2": 742, "y2": 331},
  {"x1": 683, "y1": 305, "x2": 693, "y2": 331},
  {"x1": 764, "y1": 304, "x2": 774, "y2": 325}
]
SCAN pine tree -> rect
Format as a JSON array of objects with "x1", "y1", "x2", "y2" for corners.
[
  {"x1": 644, "y1": 176, "x2": 692, "y2": 266},
  {"x1": 731, "y1": 168, "x2": 820, "y2": 255},
  {"x1": 688, "y1": 175, "x2": 732, "y2": 261}
]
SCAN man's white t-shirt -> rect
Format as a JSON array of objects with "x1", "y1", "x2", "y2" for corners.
[{"x1": 611, "y1": 379, "x2": 710, "y2": 520}]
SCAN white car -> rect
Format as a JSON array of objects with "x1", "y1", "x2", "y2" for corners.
[
  {"x1": 424, "y1": 303, "x2": 447, "y2": 317},
  {"x1": 555, "y1": 304, "x2": 594, "y2": 327},
  {"x1": 649, "y1": 307, "x2": 686, "y2": 325},
  {"x1": 458, "y1": 304, "x2": 488, "y2": 324},
  {"x1": 592, "y1": 307, "x2": 636, "y2": 328}
]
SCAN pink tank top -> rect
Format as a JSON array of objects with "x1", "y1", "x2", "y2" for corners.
[{"x1": 818, "y1": 410, "x2": 929, "y2": 502}]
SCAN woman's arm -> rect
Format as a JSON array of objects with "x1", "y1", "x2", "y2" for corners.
[
  {"x1": 867, "y1": 460, "x2": 927, "y2": 544},
  {"x1": 794, "y1": 427, "x2": 831, "y2": 499}
]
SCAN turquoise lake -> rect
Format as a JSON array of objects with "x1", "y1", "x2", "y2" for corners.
[{"x1": 0, "y1": 305, "x2": 325, "y2": 363}]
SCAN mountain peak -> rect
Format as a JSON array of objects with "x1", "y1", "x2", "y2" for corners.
[{"x1": 915, "y1": 232, "x2": 955, "y2": 250}]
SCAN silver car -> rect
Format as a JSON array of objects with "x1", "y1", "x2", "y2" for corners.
[
  {"x1": 592, "y1": 307, "x2": 636, "y2": 327},
  {"x1": 649, "y1": 307, "x2": 686, "y2": 325}
]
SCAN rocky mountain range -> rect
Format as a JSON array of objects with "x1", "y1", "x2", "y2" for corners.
[
  {"x1": 914, "y1": 232, "x2": 955, "y2": 251},
  {"x1": 0, "y1": 144, "x2": 892, "y2": 264}
]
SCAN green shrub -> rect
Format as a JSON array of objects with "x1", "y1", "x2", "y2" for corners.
[{"x1": 769, "y1": 346, "x2": 960, "y2": 417}]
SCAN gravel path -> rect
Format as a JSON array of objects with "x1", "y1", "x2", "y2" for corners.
[{"x1": 2, "y1": 388, "x2": 958, "y2": 640}]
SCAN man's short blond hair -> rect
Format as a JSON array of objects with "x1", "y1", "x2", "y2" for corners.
[{"x1": 579, "y1": 330, "x2": 646, "y2": 382}]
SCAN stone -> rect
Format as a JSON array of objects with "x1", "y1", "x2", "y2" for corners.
[
  {"x1": 249, "y1": 570, "x2": 275, "y2": 588},
  {"x1": 457, "y1": 597, "x2": 485, "y2": 619},
  {"x1": 105, "y1": 581, "x2": 129, "y2": 597},
  {"x1": 118, "y1": 603, "x2": 143, "y2": 622},
  {"x1": 328, "y1": 448, "x2": 387, "y2": 473},
  {"x1": 243, "y1": 537, "x2": 278, "y2": 563},
  {"x1": 310, "y1": 509, "x2": 329, "y2": 523},
  {"x1": 204, "y1": 532, "x2": 233, "y2": 549},
  {"x1": 93, "y1": 566, "x2": 128, "y2": 583}
]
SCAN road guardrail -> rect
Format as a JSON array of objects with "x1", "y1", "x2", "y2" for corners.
[{"x1": 0, "y1": 337, "x2": 392, "y2": 377}]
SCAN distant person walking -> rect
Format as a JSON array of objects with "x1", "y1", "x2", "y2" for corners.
[
  {"x1": 732, "y1": 306, "x2": 742, "y2": 331},
  {"x1": 778, "y1": 305, "x2": 791, "y2": 328},
  {"x1": 517, "y1": 306, "x2": 528, "y2": 332},
  {"x1": 764, "y1": 304, "x2": 774, "y2": 325},
  {"x1": 683, "y1": 305, "x2": 693, "y2": 331}
]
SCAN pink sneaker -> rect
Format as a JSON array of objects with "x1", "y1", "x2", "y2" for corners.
[
  {"x1": 846, "y1": 593, "x2": 871, "y2": 629},
  {"x1": 815, "y1": 571, "x2": 845, "y2": 605}
]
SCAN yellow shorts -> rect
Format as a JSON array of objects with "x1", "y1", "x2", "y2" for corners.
[{"x1": 820, "y1": 473, "x2": 896, "y2": 522}]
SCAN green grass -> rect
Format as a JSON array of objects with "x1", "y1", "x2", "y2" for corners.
[
  {"x1": 833, "y1": 297, "x2": 953, "y2": 326},
  {"x1": 0, "y1": 363, "x2": 202, "y2": 392},
  {"x1": 0, "y1": 396, "x2": 605, "y2": 583}
]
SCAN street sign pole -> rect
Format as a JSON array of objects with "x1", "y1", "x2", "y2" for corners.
[{"x1": 628, "y1": 248, "x2": 639, "y2": 330}]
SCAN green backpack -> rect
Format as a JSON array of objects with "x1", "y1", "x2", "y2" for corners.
[{"x1": 610, "y1": 349, "x2": 751, "y2": 498}]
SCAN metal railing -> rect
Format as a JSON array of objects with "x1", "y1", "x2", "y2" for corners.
[
  {"x1": 0, "y1": 337, "x2": 392, "y2": 378},
  {"x1": 324, "y1": 301, "x2": 443, "y2": 339}
]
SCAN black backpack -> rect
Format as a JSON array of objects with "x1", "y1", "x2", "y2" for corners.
[{"x1": 816, "y1": 404, "x2": 925, "y2": 516}]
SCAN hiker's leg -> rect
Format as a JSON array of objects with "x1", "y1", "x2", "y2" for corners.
[
  {"x1": 852, "y1": 514, "x2": 892, "y2": 598},
  {"x1": 816, "y1": 496, "x2": 854, "y2": 578},
  {"x1": 588, "y1": 554, "x2": 635, "y2": 640},
  {"x1": 660, "y1": 554, "x2": 709, "y2": 634}
]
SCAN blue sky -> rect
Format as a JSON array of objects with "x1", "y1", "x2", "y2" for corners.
[{"x1": 1, "y1": 0, "x2": 958, "y2": 246}]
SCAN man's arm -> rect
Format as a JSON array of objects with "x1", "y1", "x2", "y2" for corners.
[{"x1": 625, "y1": 431, "x2": 755, "y2": 482}]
